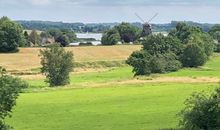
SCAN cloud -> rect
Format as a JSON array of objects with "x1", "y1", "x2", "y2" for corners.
[
  {"x1": 27, "y1": 0, "x2": 51, "y2": 5},
  {"x1": 1, "y1": 0, "x2": 220, "y2": 7}
]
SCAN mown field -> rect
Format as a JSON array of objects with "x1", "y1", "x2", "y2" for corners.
[
  {"x1": 0, "y1": 45, "x2": 141, "y2": 71},
  {"x1": 4, "y1": 46, "x2": 220, "y2": 130}
]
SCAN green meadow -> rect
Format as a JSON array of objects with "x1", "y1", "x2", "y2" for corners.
[{"x1": 6, "y1": 53, "x2": 220, "y2": 130}]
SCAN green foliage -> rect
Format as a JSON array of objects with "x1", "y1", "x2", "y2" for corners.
[
  {"x1": 23, "y1": 31, "x2": 31, "y2": 47},
  {"x1": 47, "y1": 28, "x2": 62, "y2": 39},
  {"x1": 126, "y1": 50, "x2": 181, "y2": 76},
  {"x1": 60, "y1": 29, "x2": 77, "y2": 43},
  {"x1": 127, "y1": 34, "x2": 182, "y2": 76},
  {"x1": 170, "y1": 22, "x2": 214, "y2": 56},
  {"x1": 181, "y1": 43, "x2": 207, "y2": 67},
  {"x1": 56, "y1": 35, "x2": 70, "y2": 47},
  {"x1": 209, "y1": 24, "x2": 220, "y2": 36},
  {"x1": 179, "y1": 88, "x2": 220, "y2": 130},
  {"x1": 0, "y1": 16, "x2": 25, "y2": 52},
  {"x1": 126, "y1": 50, "x2": 152, "y2": 76},
  {"x1": 115, "y1": 22, "x2": 140, "y2": 43},
  {"x1": 209, "y1": 25, "x2": 220, "y2": 52},
  {"x1": 187, "y1": 32, "x2": 214, "y2": 57},
  {"x1": 169, "y1": 22, "x2": 202, "y2": 44},
  {"x1": 101, "y1": 28, "x2": 121, "y2": 45},
  {"x1": 0, "y1": 67, "x2": 28, "y2": 129},
  {"x1": 128, "y1": 22, "x2": 214, "y2": 76},
  {"x1": 46, "y1": 28, "x2": 76, "y2": 46},
  {"x1": 142, "y1": 34, "x2": 183, "y2": 55},
  {"x1": 40, "y1": 44, "x2": 74, "y2": 87}
]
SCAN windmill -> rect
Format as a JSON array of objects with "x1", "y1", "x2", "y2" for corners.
[{"x1": 135, "y1": 13, "x2": 158, "y2": 37}]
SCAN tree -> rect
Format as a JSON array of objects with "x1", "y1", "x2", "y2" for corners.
[
  {"x1": 0, "y1": 16, "x2": 25, "y2": 52},
  {"x1": 40, "y1": 44, "x2": 74, "y2": 87},
  {"x1": 23, "y1": 31, "x2": 31, "y2": 47},
  {"x1": 116, "y1": 22, "x2": 140, "y2": 43},
  {"x1": 56, "y1": 35, "x2": 70, "y2": 47},
  {"x1": 179, "y1": 88, "x2": 220, "y2": 130},
  {"x1": 169, "y1": 22, "x2": 202, "y2": 44},
  {"x1": 47, "y1": 28, "x2": 62, "y2": 39},
  {"x1": 61, "y1": 29, "x2": 77, "y2": 43},
  {"x1": 181, "y1": 43, "x2": 207, "y2": 67},
  {"x1": 209, "y1": 24, "x2": 220, "y2": 36},
  {"x1": 29, "y1": 30, "x2": 40, "y2": 45},
  {"x1": 46, "y1": 28, "x2": 75, "y2": 46},
  {"x1": 101, "y1": 28, "x2": 121, "y2": 45},
  {"x1": 187, "y1": 33, "x2": 214, "y2": 57},
  {"x1": 209, "y1": 25, "x2": 220, "y2": 52},
  {"x1": 142, "y1": 34, "x2": 183, "y2": 55},
  {"x1": 0, "y1": 67, "x2": 28, "y2": 129}
]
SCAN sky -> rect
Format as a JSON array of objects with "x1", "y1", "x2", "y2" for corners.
[{"x1": 0, "y1": 0, "x2": 219, "y2": 23}]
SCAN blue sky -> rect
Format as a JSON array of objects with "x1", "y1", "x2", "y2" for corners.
[{"x1": 0, "y1": 0, "x2": 219, "y2": 23}]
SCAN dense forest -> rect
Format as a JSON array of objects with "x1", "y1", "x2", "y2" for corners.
[{"x1": 17, "y1": 20, "x2": 214, "y2": 33}]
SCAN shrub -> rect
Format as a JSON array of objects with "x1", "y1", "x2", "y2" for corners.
[
  {"x1": 181, "y1": 43, "x2": 207, "y2": 67},
  {"x1": 40, "y1": 44, "x2": 74, "y2": 87},
  {"x1": 127, "y1": 51, "x2": 181, "y2": 76},
  {"x1": 179, "y1": 88, "x2": 220, "y2": 130},
  {"x1": 126, "y1": 50, "x2": 152, "y2": 76},
  {"x1": 0, "y1": 67, "x2": 28, "y2": 129}
]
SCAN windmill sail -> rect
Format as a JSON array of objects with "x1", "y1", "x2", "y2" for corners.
[{"x1": 135, "y1": 13, "x2": 158, "y2": 37}]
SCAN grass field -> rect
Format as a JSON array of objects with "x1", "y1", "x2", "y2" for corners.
[
  {"x1": 4, "y1": 47, "x2": 220, "y2": 130},
  {"x1": 0, "y1": 45, "x2": 141, "y2": 71},
  {"x1": 6, "y1": 83, "x2": 217, "y2": 130}
]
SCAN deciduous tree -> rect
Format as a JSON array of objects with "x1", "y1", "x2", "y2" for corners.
[{"x1": 40, "y1": 44, "x2": 74, "y2": 86}]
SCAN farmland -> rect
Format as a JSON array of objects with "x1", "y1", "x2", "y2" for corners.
[
  {"x1": 0, "y1": 45, "x2": 141, "y2": 71},
  {"x1": 3, "y1": 46, "x2": 220, "y2": 130}
]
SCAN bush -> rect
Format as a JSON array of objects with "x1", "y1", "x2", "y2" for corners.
[
  {"x1": 163, "y1": 52, "x2": 182, "y2": 72},
  {"x1": 181, "y1": 43, "x2": 207, "y2": 67},
  {"x1": 40, "y1": 44, "x2": 74, "y2": 87},
  {"x1": 126, "y1": 50, "x2": 152, "y2": 76},
  {"x1": 127, "y1": 51, "x2": 181, "y2": 76},
  {"x1": 0, "y1": 67, "x2": 28, "y2": 129},
  {"x1": 179, "y1": 88, "x2": 220, "y2": 130}
]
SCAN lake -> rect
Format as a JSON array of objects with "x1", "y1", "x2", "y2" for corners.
[{"x1": 76, "y1": 33, "x2": 102, "y2": 41}]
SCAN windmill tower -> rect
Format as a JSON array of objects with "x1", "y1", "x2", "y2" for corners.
[{"x1": 135, "y1": 13, "x2": 158, "y2": 37}]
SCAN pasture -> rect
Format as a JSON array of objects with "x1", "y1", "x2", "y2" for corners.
[{"x1": 4, "y1": 46, "x2": 220, "y2": 130}]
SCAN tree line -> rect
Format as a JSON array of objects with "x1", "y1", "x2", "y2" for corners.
[
  {"x1": 0, "y1": 17, "x2": 78, "y2": 52},
  {"x1": 17, "y1": 20, "x2": 214, "y2": 33}
]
